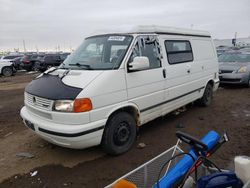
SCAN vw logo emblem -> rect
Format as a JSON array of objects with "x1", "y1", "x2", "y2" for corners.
[{"x1": 33, "y1": 97, "x2": 36, "y2": 104}]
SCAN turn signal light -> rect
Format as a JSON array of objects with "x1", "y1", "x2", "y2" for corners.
[{"x1": 73, "y1": 98, "x2": 93, "y2": 113}]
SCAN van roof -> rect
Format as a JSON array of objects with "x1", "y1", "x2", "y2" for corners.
[{"x1": 90, "y1": 25, "x2": 211, "y2": 38}]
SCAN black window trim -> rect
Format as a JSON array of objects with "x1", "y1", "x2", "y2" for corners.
[{"x1": 164, "y1": 40, "x2": 194, "y2": 65}]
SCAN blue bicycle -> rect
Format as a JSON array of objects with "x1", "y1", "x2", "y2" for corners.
[{"x1": 106, "y1": 130, "x2": 248, "y2": 188}]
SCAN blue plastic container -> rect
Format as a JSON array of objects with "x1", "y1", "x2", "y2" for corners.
[
  {"x1": 197, "y1": 171, "x2": 243, "y2": 188},
  {"x1": 155, "y1": 130, "x2": 221, "y2": 188}
]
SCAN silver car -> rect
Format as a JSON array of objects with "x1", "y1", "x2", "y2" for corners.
[{"x1": 219, "y1": 52, "x2": 250, "y2": 87}]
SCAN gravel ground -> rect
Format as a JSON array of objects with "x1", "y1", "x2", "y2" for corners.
[{"x1": 0, "y1": 73, "x2": 249, "y2": 188}]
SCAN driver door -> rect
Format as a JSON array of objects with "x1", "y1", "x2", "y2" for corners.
[{"x1": 125, "y1": 35, "x2": 166, "y2": 124}]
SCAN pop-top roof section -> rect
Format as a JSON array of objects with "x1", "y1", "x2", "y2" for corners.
[{"x1": 89, "y1": 25, "x2": 211, "y2": 38}]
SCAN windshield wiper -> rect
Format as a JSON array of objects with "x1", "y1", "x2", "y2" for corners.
[{"x1": 69, "y1": 63, "x2": 93, "y2": 70}]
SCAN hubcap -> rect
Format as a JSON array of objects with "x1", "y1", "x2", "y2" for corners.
[{"x1": 113, "y1": 122, "x2": 130, "y2": 146}]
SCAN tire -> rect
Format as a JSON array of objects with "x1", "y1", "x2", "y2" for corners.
[
  {"x1": 102, "y1": 112, "x2": 137, "y2": 155},
  {"x1": 199, "y1": 84, "x2": 213, "y2": 107},
  {"x1": 33, "y1": 62, "x2": 40, "y2": 72},
  {"x1": 2, "y1": 66, "x2": 13, "y2": 77}
]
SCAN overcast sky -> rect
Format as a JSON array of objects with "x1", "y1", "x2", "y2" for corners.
[{"x1": 0, "y1": 0, "x2": 250, "y2": 51}]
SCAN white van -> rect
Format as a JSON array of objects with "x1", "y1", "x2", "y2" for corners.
[{"x1": 20, "y1": 26, "x2": 219, "y2": 155}]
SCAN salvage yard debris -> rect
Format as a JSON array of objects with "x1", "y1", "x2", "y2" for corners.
[
  {"x1": 16, "y1": 152, "x2": 35, "y2": 159},
  {"x1": 30, "y1": 171, "x2": 38, "y2": 177},
  {"x1": 137, "y1": 143, "x2": 146, "y2": 149}
]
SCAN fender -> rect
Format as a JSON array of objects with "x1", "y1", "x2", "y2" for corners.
[{"x1": 105, "y1": 102, "x2": 141, "y2": 124}]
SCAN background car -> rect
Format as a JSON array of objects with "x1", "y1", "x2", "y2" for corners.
[
  {"x1": 59, "y1": 52, "x2": 70, "y2": 61},
  {"x1": 20, "y1": 54, "x2": 40, "y2": 71},
  {"x1": 34, "y1": 54, "x2": 65, "y2": 72},
  {"x1": 0, "y1": 60, "x2": 15, "y2": 76},
  {"x1": 218, "y1": 52, "x2": 250, "y2": 87},
  {"x1": 11, "y1": 57, "x2": 23, "y2": 70},
  {"x1": 0, "y1": 54, "x2": 23, "y2": 61}
]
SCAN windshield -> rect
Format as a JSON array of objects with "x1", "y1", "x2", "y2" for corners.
[
  {"x1": 60, "y1": 35, "x2": 133, "y2": 70},
  {"x1": 218, "y1": 53, "x2": 250, "y2": 62}
]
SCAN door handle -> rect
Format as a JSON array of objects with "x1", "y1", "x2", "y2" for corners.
[
  {"x1": 187, "y1": 69, "x2": 190, "y2": 73},
  {"x1": 163, "y1": 69, "x2": 166, "y2": 78}
]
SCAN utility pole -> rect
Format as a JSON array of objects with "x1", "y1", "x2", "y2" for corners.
[
  {"x1": 23, "y1": 40, "x2": 26, "y2": 53},
  {"x1": 35, "y1": 45, "x2": 39, "y2": 53},
  {"x1": 234, "y1": 32, "x2": 237, "y2": 47}
]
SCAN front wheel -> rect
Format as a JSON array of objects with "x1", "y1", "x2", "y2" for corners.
[
  {"x1": 199, "y1": 84, "x2": 213, "y2": 107},
  {"x1": 101, "y1": 112, "x2": 137, "y2": 155},
  {"x1": 2, "y1": 66, "x2": 13, "y2": 77}
]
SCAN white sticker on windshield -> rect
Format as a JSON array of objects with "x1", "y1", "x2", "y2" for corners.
[{"x1": 108, "y1": 36, "x2": 125, "y2": 41}]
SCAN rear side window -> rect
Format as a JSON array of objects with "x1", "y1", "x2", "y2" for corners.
[{"x1": 165, "y1": 41, "x2": 193, "y2": 64}]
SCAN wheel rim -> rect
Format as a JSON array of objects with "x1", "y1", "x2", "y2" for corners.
[
  {"x1": 113, "y1": 122, "x2": 131, "y2": 146},
  {"x1": 3, "y1": 68, "x2": 12, "y2": 76}
]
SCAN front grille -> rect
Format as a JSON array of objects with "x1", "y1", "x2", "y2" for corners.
[
  {"x1": 25, "y1": 92, "x2": 53, "y2": 111},
  {"x1": 220, "y1": 70, "x2": 233, "y2": 74}
]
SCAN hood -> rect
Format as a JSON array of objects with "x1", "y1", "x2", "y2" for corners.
[
  {"x1": 48, "y1": 69, "x2": 104, "y2": 89},
  {"x1": 25, "y1": 69, "x2": 103, "y2": 100},
  {"x1": 219, "y1": 62, "x2": 250, "y2": 71}
]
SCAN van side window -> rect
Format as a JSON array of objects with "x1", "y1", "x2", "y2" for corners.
[
  {"x1": 165, "y1": 40, "x2": 193, "y2": 64},
  {"x1": 129, "y1": 37, "x2": 161, "y2": 69}
]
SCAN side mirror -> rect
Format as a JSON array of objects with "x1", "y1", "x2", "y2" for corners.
[{"x1": 128, "y1": 56, "x2": 150, "y2": 71}]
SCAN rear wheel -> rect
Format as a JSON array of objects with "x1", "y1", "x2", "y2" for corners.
[
  {"x1": 199, "y1": 83, "x2": 213, "y2": 107},
  {"x1": 2, "y1": 66, "x2": 13, "y2": 77},
  {"x1": 102, "y1": 112, "x2": 137, "y2": 155}
]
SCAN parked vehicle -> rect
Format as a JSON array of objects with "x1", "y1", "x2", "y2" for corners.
[
  {"x1": 0, "y1": 60, "x2": 15, "y2": 76},
  {"x1": 59, "y1": 52, "x2": 70, "y2": 61},
  {"x1": 218, "y1": 52, "x2": 250, "y2": 87},
  {"x1": 0, "y1": 54, "x2": 23, "y2": 61},
  {"x1": 20, "y1": 54, "x2": 40, "y2": 71},
  {"x1": 20, "y1": 26, "x2": 219, "y2": 155},
  {"x1": 33, "y1": 54, "x2": 65, "y2": 72},
  {"x1": 12, "y1": 57, "x2": 23, "y2": 70}
]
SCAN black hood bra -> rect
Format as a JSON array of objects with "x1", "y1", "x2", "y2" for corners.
[{"x1": 25, "y1": 74, "x2": 82, "y2": 100}]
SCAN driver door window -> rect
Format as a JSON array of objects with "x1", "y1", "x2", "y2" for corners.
[{"x1": 129, "y1": 36, "x2": 161, "y2": 70}]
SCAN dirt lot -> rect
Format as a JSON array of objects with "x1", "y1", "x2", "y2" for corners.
[{"x1": 0, "y1": 72, "x2": 249, "y2": 188}]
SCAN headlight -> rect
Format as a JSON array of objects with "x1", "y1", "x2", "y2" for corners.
[
  {"x1": 237, "y1": 66, "x2": 247, "y2": 73},
  {"x1": 54, "y1": 98, "x2": 92, "y2": 113},
  {"x1": 54, "y1": 100, "x2": 74, "y2": 112}
]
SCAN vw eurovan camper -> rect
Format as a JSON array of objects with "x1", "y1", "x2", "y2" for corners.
[{"x1": 20, "y1": 26, "x2": 219, "y2": 155}]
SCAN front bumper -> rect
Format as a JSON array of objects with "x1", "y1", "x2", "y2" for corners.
[
  {"x1": 20, "y1": 106, "x2": 106, "y2": 149},
  {"x1": 219, "y1": 73, "x2": 249, "y2": 85}
]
